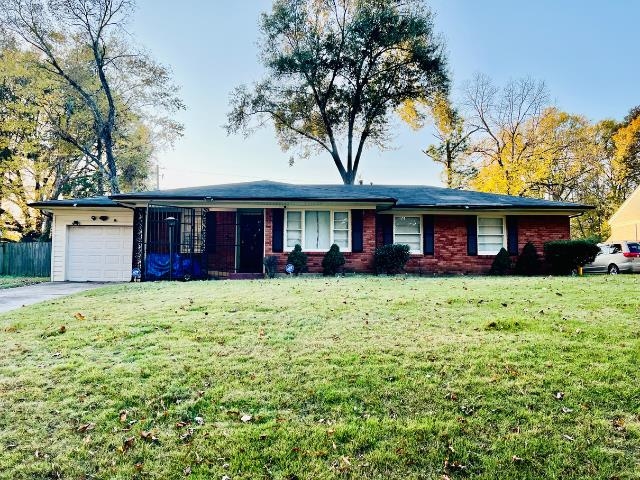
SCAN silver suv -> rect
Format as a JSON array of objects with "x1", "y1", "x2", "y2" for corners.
[{"x1": 583, "y1": 241, "x2": 640, "y2": 274}]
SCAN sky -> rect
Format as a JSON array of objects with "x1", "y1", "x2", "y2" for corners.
[{"x1": 131, "y1": 1, "x2": 640, "y2": 189}]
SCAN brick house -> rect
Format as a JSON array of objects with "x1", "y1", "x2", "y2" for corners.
[{"x1": 31, "y1": 181, "x2": 591, "y2": 281}]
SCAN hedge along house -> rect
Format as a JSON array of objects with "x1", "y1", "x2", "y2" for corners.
[{"x1": 31, "y1": 181, "x2": 592, "y2": 282}]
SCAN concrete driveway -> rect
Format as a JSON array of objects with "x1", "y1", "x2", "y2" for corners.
[{"x1": 0, "y1": 282, "x2": 109, "y2": 314}]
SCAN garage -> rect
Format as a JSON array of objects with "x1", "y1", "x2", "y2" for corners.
[{"x1": 66, "y1": 225, "x2": 133, "y2": 281}]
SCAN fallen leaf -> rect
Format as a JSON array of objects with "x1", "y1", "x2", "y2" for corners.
[
  {"x1": 444, "y1": 458, "x2": 466, "y2": 471},
  {"x1": 240, "y1": 414, "x2": 252, "y2": 423},
  {"x1": 175, "y1": 421, "x2": 188, "y2": 428},
  {"x1": 58, "y1": 325, "x2": 66, "y2": 334},
  {"x1": 555, "y1": 392, "x2": 565, "y2": 400},
  {"x1": 77, "y1": 423, "x2": 95, "y2": 433},
  {"x1": 74, "y1": 312, "x2": 86, "y2": 321},
  {"x1": 613, "y1": 418, "x2": 626, "y2": 431},
  {"x1": 183, "y1": 466, "x2": 191, "y2": 476},
  {"x1": 501, "y1": 302, "x2": 508, "y2": 307},
  {"x1": 123, "y1": 437, "x2": 135, "y2": 452},
  {"x1": 562, "y1": 434, "x2": 574, "y2": 442},
  {"x1": 119, "y1": 410, "x2": 127, "y2": 422},
  {"x1": 194, "y1": 416, "x2": 204, "y2": 425},
  {"x1": 562, "y1": 407, "x2": 573, "y2": 414},
  {"x1": 134, "y1": 463, "x2": 143, "y2": 471},
  {"x1": 512, "y1": 455, "x2": 524, "y2": 462}
]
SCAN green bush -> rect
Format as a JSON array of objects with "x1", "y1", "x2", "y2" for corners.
[
  {"x1": 263, "y1": 256, "x2": 279, "y2": 279},
  {"x1": 543, "y1": 240, "x2": 600, "y2": 275},
  {"x1": 321, "y1": 244, "x2": 346, "y2": 276},
  {"x1": 515, "y1": 241, "x2": 541, "y2": 276},
  {"x1": 489, "y1": 247, "x2": 511, "y2": 275},
  {"x1": 287, "y1": 244, "x2": 308, "y2": 275},
  {"x1": 374, "y1": 244, "x2": 411, "y2": 275}
]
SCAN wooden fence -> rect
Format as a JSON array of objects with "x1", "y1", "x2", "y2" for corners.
[{"x1": 0, "y1": 242, "x2": 51, "y2": 277}]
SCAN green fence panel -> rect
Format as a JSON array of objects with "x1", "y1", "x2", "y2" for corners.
[{"x1": 0, "y1": 242, "x2": 51, "y2": 277}]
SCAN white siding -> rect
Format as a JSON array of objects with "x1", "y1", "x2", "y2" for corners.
[{"x1": 50, "y1": 208, "x2": 134, "y2": 282}]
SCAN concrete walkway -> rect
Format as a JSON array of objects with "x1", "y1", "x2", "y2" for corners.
[{"x1": 0, "y1": 282, "x2": 109, "y2": 314}]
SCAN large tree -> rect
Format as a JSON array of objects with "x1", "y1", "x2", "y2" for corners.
[
  {"x1": 227, "y1": 0, "x2": 449, "y2": 184},
  {"x1": 421, "y1": 93, "x2": 477, "y2": 188},
  {"x1": 0, "y1": 44, "x2": 161, "y2": 239},
  {"x1": 0, "y1": 0, "x2": 184, "y2": 194},
  {"x1": 464, "y1": 74, "x2": 549, "y2": 195}
]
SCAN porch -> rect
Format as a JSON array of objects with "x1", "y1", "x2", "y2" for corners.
[{"x1": 134, "y1": 206, "x2": 265, "y2": 280}]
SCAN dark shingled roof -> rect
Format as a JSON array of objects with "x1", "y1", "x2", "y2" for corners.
[
  {"x1": 110, "y1": 181, "x2": 591, "y2": 210},
  {"x1": 30, "y1": 181, "x2": 592, "y2": 210},
  {"x1": 29, "y1": 196, "x2": 121, "y2": 208}
]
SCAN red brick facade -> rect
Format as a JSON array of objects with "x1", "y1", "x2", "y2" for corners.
[{"x1": 264, "y1": 209, "x2": 570, "y2": 275}]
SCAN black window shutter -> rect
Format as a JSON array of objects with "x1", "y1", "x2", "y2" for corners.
[
  {"x1": 205, "y1": 212, "x2": 217, "y2": 254},
  {"x1": 378, "y1": 215, "x2": 394, "y2": 245},
  {"x1": 351, "y1": 209, "x2": 364, "y2": 253},
  {"x1": 272, "y1": 209, "x2": 284, "y2": 253},
  {"x1": 466, "y1": 215, "x2": 478, "y2": 256},
  {"x1": 423, "y1": 215, "x2": 435, "y2": 255},
  {"x1": 506, "y1": 216, "x2": 519, "y2": 256}
]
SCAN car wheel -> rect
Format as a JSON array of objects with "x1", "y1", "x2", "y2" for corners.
[{"x1": 608, "y1": 264, "x2": 620, "y2": 275}]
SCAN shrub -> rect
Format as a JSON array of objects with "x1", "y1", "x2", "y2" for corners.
[
  {"x1": 374, "y1": 244, "x2": 411, "y2": 275},
  {"x1": 489, "y1": 247, "x2": 511, "y2": 275},
  {"x1": 515, "y1": 241, "x2": 541, "y2": 276},
  {"x1": 287, "y1": 244, "x2": 308, "y2": 275},
  {"x1": 543, "y1": 239, "x2": 600, "y2": 275},
  {"x1": 263, "y1": 256, "x2": 278, "y2": 279},
  {"x1": 322, "y1": 244, "x2": 346, "y2": 276}
]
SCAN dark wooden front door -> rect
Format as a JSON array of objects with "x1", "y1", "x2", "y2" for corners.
[{"x1": 238, "y1": 213, "x2": 264, "y2": 273}]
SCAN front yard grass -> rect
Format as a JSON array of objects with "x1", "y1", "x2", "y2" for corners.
[
  {"x1": 0, "y1": 276, "x2": 639, "y2": 479},
  {"x1": 0, "y1": 276, "x2": 49, "y2": 289}
]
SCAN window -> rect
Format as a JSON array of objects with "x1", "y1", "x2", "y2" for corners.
[
  {"x1": 285, "y1": 210, "x2": 350, "y2": 251},
  {"x1": 477, "y1": 217, "x2": 505, "y2": 255},
  {"x1": 305, "y1": 211, "x2": 331, "y2": 250},
  {"x1": 394, "y1": 216, "x2": 422, "y2": 253},
  {"x1": 333, "y1": 212, "x2": 349, "y2": 250},
  {"x1": 286, "y1": 211, "x2": 302, "y2": 248}
]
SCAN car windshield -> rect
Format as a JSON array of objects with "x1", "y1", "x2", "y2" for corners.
[{"x1": 627, "y1": 242, "x2": 640, "y2": 253}]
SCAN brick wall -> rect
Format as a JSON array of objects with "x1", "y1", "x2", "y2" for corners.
[{"x1": 264, "y1": 209, "x2": 570, "y2": 275}]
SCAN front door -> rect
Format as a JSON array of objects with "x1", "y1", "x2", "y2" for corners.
[{"x1": 238, "y1": 212, "x2": 264, "y2": 273}]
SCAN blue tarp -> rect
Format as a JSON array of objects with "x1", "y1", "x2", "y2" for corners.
[{"x1": 145, "y1": 253, "x2": 203, "y2": 280}]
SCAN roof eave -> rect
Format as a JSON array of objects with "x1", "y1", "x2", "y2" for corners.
[
  {"x1": 109, "y1": 195, "x2": 397, "y2": 203},
  {"x1": 392, "y1": 204, "x2": 595, "y2": 211}
]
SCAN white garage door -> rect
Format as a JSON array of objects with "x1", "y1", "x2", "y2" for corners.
[{"x1": 66, "y1": 226, "x2": 133, "y2": 282}]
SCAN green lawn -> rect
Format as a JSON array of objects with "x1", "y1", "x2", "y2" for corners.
[
  {"x1": 1, "y1": 276, "x2": 639, "y2": 479},
  {"x1": 0, "y1": 276, "x2": 49, "y2": 289}
]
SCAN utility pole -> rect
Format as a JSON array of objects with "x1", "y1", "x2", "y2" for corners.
[{"x1": 156, "y1": 162, "x2": 160, "y2": 190}]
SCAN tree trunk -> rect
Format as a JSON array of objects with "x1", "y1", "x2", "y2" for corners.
[{"x1": 103, "y1": 129, "x2": 120, "y2": 194}]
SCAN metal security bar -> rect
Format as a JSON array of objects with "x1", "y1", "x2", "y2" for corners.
[{"x1": 144, "y1": 205, "x2": 207, "y2": 280}]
